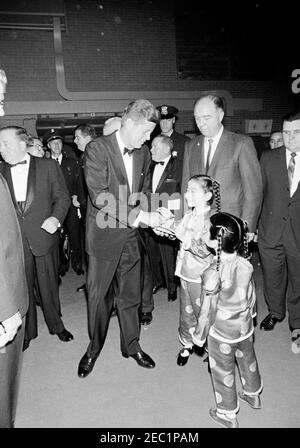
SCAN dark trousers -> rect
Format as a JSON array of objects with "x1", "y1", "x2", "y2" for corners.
[
  {"x1": 23, "y1": 239, "x2": 64, "y2": 341},
  {"x1": 258, "y1": 224, "x2": 300, "y2": 329},
  {"x1": 148, "y1": 232, "x2": 179, "y2": 293},
  {"x1": 63, "y1": 206, "x2": 84, "y2": 273},
  {"x1": 0, "y1": 321, "x2": 24, "y2": 428},
  {"x1": 86, "y1": 231, "x2": 142, "y2": 358},
  {"x1": 138, "y1": 229, "x2": 154, "y2": 314}
]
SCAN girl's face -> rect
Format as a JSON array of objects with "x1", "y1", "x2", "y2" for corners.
[{"x1": 185, "y1": 179, "x2": 210, "y2": 209}]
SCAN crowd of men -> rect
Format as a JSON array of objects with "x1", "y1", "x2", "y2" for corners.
[{"x1": 1, "y1": 73, "x2": 300, "y2": 425}]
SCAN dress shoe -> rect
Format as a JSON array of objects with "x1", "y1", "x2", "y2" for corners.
[
  {"x1": 123, "y1": 350, "x2": 155, "y2": 368},
  {"x1": 152, "y1": 284, "x2": 164, "y2": 295},
  {"x1": 23, "y1": 339, "x2": 31, "y2": 352},
  {"x1": 57, "y1": 329, "x2": 74, "y2": 342},
  {"x1": 177, "y1": 347, "x2": 193, "y2": 366},
  {"x1": 238, "y1": 391, "x2": 261, "y2": 409},
  {"x1": 168, "y1": 290, "x2": 177, "y2": 301},
  {"x1": 111, "y1": 307, "x2": 117, "y2": 317},
  {"x1": 78, "y1": 353, "x2": 97, "y2": 378},
  {"x1": 209, "y1": 408, "x2": 239, "y2": 428},
  {"x1": 140, "y1": 312, "x2": 153, "y2": 326},
  {"x1": 76, "y1": 283, "x2": 86, "y2": 292},
  {"x1": 291, "y1": 329, "x2": 300, "y2": 354},
  {"x1": 260, "y1": 313, "x2": 280, "y2": 331}
]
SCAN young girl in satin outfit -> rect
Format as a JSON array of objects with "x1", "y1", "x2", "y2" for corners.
[
  {"x1": 167, "y1": 175, "x2": 221, "y2": 366},
  {"x1": 196, "y1": 212, "x2": 263, "y2": 428}
]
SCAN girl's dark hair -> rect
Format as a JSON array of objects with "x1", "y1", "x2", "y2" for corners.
[
  {"x1": 189, "y1": 174, "x2": 221, "y2": 211},
  {"x1": 209, "y1": 212, "x2": 249, "y2": 270}
]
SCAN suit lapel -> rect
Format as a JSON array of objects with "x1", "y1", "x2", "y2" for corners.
[
  {"x1": 156, "y1": 157, "x2": 173, "y2": 192},
  {"x1": 132, "y1": 148, "x2": 144, "y2": 193},
  {"x1": 23, "y1": 156, "x2": 35, "y2": 213},
  {"x1": 109, "y1": 133, "x2": 131, "y2": 194},
  {"x1": 208, "y1": 129, "x2": 229, "y2": 175},
  {"x1": 2, "y1": 163, "x2": 20, "y2": 212},
  {"x1": 193, "y1": 136, "x2": 205, "y2": 174}
]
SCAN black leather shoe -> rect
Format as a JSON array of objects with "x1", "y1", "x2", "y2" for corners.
[
  {"x1": 152, "y1": 285, "x2": 164, "y2": 295},
  {"x1": 260, "y1": 313, "x2": 280, "y2": 331},
  {"x1": 123, "y1": 350, "x2": 155, "y2": 368},
  {"x1": 78, "y1": 353, "x2": 97, "y2": 378},
  {"x1": 140, "y1": 312, "x2": 153, "y2": 325},
  {"x1": 111, "y1": 307, "x2": 117, "y2": 317},
  {"x1": 76, "y1": 283, "x2": 86, "y2": 292},
  {"x1": 23, "y1": 339, "x2": 31, "y2": 352},
  {"x1": 168, "y1": 290, "x2": 177, "y2": 301},
  {"x1": 177, "y1": 347, "x2": 193, "y2": 366},
  {"x1": 57, "y1": 329, "x2": 74, "y2": 342}
]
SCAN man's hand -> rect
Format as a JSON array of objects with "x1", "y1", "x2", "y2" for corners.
[
  {"x1": 140, "y1": 211, "x2": 163, "y2": 228},
  {"x1": 41, "y1": 216, "x2": 60, "y2": 234},
  {"x1": 72, "y1": 195, "x2": 80, "y2": 208},
  {"x1": 0, "y1": 311, "x2": 22, "y2": 349}
]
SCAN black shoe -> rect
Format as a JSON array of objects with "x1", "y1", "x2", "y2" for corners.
[
  {"x1": 111, "y1": 307, "x2": 117, "y2": 317},
  {"x1": 78, "y1": 353, "x2": 97, "y2": 378},
  {"x1": 23, "y1": 339, "x2": 31, "y2": 352},
  {"x1": 260, "y1": 313, "x2": 280, "y2": 331},
  {"x1": 57, "y1": 329, "x2": 74, "y2": 342},
  {"x1": 123, "y1": 350, "x2": 155, "y2": 368},
  {"x1": 177, "y1": 347, "x2": 193, "y2": 366},
  {"x1": 168, "y1": 290, "x2": 177, "y2": 301},
  {"x1": 76, "y1": 283, "x2": 86, "y2": 292},
  {"x1": 140, "y1": 312, "x2": 153, "y2": 325},
  {"x1": 152, "y1": 285, "x2": 164, "y2": 294}
]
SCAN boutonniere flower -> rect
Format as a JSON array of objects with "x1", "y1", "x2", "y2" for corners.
[{"x1": 172, "y1": 151, "x2": 177, "y2": 158}]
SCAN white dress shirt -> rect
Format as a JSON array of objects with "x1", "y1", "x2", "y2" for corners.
[
  {"x1": 10, "y1": 153, "x2": 30, "y2": 201},
  {"x1": 286, "y1": 149, "x2": 300, "y2": 196},
  {"x1": 51, "y1": 153, "x2": 63, "y2": 165},
  {"x1": 116, "y1": 131, "x2": 133, "y2": 192},
  {"x1": 204, "y1": 125, "x2": 224, "y2": 167},
  {"x1": 152, "y1": 155, "x2": 171, "y2": 192}
]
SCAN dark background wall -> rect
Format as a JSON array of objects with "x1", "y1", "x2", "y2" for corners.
[{"x1": 0, "y1": 0, "x2": 299, "y2": 138}]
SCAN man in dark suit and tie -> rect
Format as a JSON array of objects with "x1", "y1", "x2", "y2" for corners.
[
  {"x1": 157, "y1": 105, "x2": 190, "y2": 163},
  {"x1": 0, "y1": 126, "x2": 73, "y2": 351},
  {"x1": 45, "y1": 129, "x2": 85, "y2": 277},
  {"x1": 259, "y1": 111, "x2": 300, "y2": 352},
  {"x1": 147, "y1": 134, "x2": 182, "y2": 304},
  {"x1": 182, "y1": 94, "x2": 262, "y2": 237},
  {"x1": 77, "y1": 99, "x2": 163, "y2": 378}
]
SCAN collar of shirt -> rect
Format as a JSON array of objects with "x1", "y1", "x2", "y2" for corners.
[
  {"x1": 51, "y1": 154, "x2": 63, "y2": 165},
  {"x1": 10, "y1": 153, "x2": 30, "y2": 171}
]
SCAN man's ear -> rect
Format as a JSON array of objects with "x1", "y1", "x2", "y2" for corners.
[{"x1": 125, "y1": 117, "x2": 134, "y2": 130}]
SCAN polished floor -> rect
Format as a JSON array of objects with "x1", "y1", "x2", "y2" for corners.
[{"x1": 15, "y1": 250, "x2": 300, "y2": 428}]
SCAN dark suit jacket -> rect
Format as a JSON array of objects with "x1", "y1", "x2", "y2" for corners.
[
  {"x1": 182, "y1": 128, "x2": 263, "y2": 232},
  {"x1": 0, "y1": 174, "x2": 28, "y2": 321},
  {"x1": 258, "y1": 146, "x2": 300, "y2": 249},
  {"x1": 150, "y1": 156, "x2": 182, "y2": 213},
  {"x1": 0, "y1": 157, "x2": 70, "y2": 257},
  {"x1": 170, "y1": 130, "x2": 190, "y2": 163},
  {"x1": 84, "y1": 132, "x2": 152, "y2": 260}
]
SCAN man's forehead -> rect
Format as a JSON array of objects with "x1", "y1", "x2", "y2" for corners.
[
  {"x1": 194, "y1": 99, "x2": 217, "y2": 114},
  {"x1": 283, "y1": 119, "x2": 300, "y2": 130}
]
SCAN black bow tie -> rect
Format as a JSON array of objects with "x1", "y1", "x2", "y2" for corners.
[
  {"x1": 123, "y1": 148, "x2": 135, "y2": 156},
  {"x1": 10, "y1": 160, "x2": 27, "y2": 167},
  {"x1": 154, "y1": 161, "x2": 165, "y2": 166}
]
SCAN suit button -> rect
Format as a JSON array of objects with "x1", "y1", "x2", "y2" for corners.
[
  {"x1": 288, "y1": 203, "x2": 291, "y2": 207},
  {"x1": 283, "y1": 217, "x2": 287, "y2": 221}
]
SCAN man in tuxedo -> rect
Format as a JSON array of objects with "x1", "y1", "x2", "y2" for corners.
[
  {"x1": 157, "y1": 105, "x2": 190, "y2": 163},
  {"x1": 269, "y1": 131, "x2": 284, "y2": 150},
  {"x1": 77, "y1": 99, "x2": 163, "y2": 378},
  {"x1": 0, "y1": 172, "x2": 29, "y2": 427},
  {"x1": 259, "y1": 111, "x2": 300, "y2": 351},
  {"x1": 182, "y1": 94, "x2": 262, "y2": 236},
  {"x1": 0, "y1": 69, "x2": 29, "y2": 427},
  {"x1": 0, "y1": 126, "x2": 73, "y2": 351},
  {"x1": 45, "y1": 129, "x2": 85, "y2": 276},
  {"x1": 74, "y1": 123, "x2": 97, "y2": 292},
  {"x1": 147, "y1": 135, "x2": 182, "y2": 304}
]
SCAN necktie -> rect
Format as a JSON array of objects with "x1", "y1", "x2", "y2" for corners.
[
  {"x1": 10, "y1": 160, "x2": 27, "y2": 167},
  {"x1": 205, "y1": 138, "x2": 213, "y2": 174},
  {"x1": 55, "y1": 158, "x2": 60, "y2": 164},
  {"x1": 154, "y1": 161, "x2": 165, "y2": 166},
  {"x1": 123, "y1": 148, "x2": 135, "y2": 156},
  {"x1": 288, "y1": 152, "x2": 297, "y2": 190}
]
